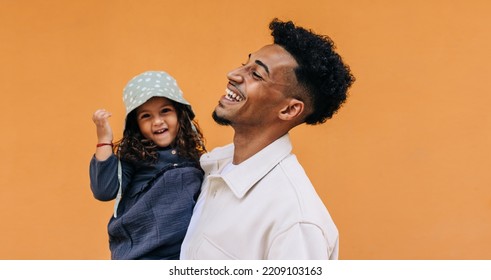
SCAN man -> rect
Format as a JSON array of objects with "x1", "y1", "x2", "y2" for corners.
[{"x1": 180, "y1": 19, "x2": 355, "y2": 259}]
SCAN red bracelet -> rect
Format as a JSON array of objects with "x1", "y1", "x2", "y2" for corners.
[{"x1": 96, "y1": 143, "x2": 113, "y2": 148}]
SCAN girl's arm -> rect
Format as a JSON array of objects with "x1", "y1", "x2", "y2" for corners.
[
  {"x1": 89, "y1": 155, "x2": 119, "y2": 201},
  {"x1": 92, "y1": 109, "x2": 114, "y2": 161},
  {"x1": 90, "y1": 109, "x2": 117, "y2": 201},
  {"x1": 89, "y1": 156, "x2": 134, "y2": 201}
]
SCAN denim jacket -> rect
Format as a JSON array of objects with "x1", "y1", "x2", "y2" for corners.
[{"x1": 89, "y1": 148, "x2": 203, "y2": 259}]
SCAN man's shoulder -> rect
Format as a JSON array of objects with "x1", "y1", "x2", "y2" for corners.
[
  {"x1": 275, "y1": 153, "x2": 308, "y2": 181},
  {"x1": 273, "y1": 155, "x2": 330, "y2": 213}
]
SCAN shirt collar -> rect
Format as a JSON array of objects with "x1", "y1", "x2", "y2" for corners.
[{"x1": 201, "y1": 133, "x2": 292, "y2": 199}]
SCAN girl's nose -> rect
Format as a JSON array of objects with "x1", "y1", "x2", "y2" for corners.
[{"x1": 154, "y1": 118, "x2": 165, "y2": 125}]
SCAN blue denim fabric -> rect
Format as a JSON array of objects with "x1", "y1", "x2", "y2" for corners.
[{"x1": 89, "y1": 149, "x2": 203, "y2": 259}]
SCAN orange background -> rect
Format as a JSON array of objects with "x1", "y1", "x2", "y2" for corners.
[{"x1": 1, "y1": 0, "x2": 490, "y2": 259}]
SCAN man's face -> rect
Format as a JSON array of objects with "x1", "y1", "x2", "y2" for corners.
[{"x1": 212, "y1": 44, "x2": 299, "y2": 129}]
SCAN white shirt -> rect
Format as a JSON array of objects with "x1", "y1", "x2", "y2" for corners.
[{"x1": 180, "y1": 134, "x2": 339, "y2": 259}]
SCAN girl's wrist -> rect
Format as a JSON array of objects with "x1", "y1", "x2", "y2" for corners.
[{"x1": 96, "y1": 142, "x2": 113, "y2": 148}]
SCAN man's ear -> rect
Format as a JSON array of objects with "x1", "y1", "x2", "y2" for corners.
[{"x1": 279, "y1": 98, "x2": 304, "y2": 121}]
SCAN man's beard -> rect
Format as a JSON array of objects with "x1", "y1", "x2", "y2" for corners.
[{"x1": 212, "y1": 110, "x2": 231, "y2": 126}]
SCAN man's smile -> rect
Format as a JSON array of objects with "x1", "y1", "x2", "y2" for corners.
[{"x1": 224, "y1": 88, "x2": 245, "y2": 102}]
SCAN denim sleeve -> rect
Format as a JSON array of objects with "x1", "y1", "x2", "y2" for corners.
[{"x1": 89, "y1": 154, "x2": 120, "y2": 201}]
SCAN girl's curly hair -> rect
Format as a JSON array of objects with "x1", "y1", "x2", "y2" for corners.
[
  {"x1": 113, "y1": 101, "x2": 206, "y2": 165},
  {"x1": 269, "y1": 19, "x2": 355, "y2": 125}
]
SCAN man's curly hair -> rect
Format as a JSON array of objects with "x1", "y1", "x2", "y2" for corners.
[
  {"x1": 270, "y1": 18, "x2": 355, "y2": 125},
  {"x1": 114, "y1": 101, "x2": 206, "y2": 165}
]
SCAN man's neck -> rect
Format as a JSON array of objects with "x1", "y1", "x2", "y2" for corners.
[{"x1": 231, "y1": 127, "x2": 287, "y2": 165}]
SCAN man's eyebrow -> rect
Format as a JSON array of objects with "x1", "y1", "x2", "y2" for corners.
[
  {"x1": 248, "y1": 53, "x2": 270, "y2": 75},
  {"x1": 255, "y1": 60, "x2": 270, "y2": 75}
]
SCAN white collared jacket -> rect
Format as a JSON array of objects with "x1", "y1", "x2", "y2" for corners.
[{"x1": 180, "y1": 134, "x2": 339, "y2": 259}]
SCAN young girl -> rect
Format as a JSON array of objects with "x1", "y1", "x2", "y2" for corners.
[{"x1": 89, "y1": 71, "x2": 206, "y2": 260}]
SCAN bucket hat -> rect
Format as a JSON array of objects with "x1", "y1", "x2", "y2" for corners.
[{"x1": 122, "y1": 71, "x2": 193, "y2": 117}]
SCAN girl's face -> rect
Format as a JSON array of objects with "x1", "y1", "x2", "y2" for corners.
[{"x1": 136, "y1": 97, "x2": 179, "y2": 148}]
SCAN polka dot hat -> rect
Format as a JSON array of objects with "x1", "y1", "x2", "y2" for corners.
[
  {"x1": 122, "y1": 70, "x2": 191, "y2": 116},
  {"x1": 113, "y1": 71, "x2": 195, "y2": 218}
]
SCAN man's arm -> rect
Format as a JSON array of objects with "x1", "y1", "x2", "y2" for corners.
[{"x1": 267, "y1": 222, "x2": 332, "y2": 260}]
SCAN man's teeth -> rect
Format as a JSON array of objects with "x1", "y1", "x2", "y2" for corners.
[{"x1": 225, "y1": 88, "x2": 244, "y2": 102}]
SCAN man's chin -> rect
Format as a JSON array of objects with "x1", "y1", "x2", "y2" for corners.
[{"x1": 212, "y1": 111, "x2": 231, "y2": 126}]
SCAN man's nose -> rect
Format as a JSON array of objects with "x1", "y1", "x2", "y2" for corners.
[{"x1": 226, "y1": 66, "x2": 245, "y2": 83}]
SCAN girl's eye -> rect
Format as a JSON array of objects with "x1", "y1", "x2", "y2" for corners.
[
  {"x1": 161, "y1": 108, "x2": 172, "y2": 113},
  {"x1": 139, "y1": 113, "x2": 150, "y2": 119}
]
